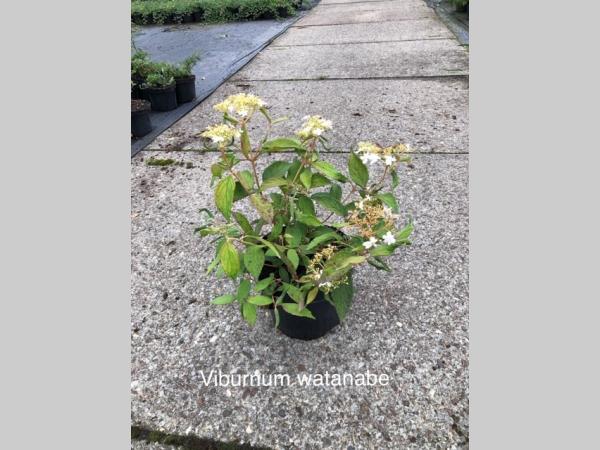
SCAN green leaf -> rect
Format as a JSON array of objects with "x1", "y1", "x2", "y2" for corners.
[
  {"x1": 238, "y1": 170, "x2": 254, "y2": 191},
  {"x1": 215, "y1": 175, "x2": 235, "y2": 221},
  {"x1": 283, "y1": 283, "x2": 305, "y2": 305},
  {"x1": 248, "y1": 295, "x2": 273, "y2": 306},
  {"x1": 376, "y1": 193, "x2": 399, "y2": 213},
  {"x1": 261, "y1": 177, "x2": 288, "y2": 190},
  {"x1": 390, "y1": 169, "x2": 399, "y2": 189},
  {"x1": 211, "y1": 163, "x2": 224, "y2": 178},
  {"x1": 254, "y1": 237, "x2": 281, "y2": 258},
  {"x1": 211, "y1": 294, "x2": 235, "y2": 305},
  {"x1": 262, "y1": 137, "x2": 306, "y2": 152},
  {"x1": 242, "y1": 302, "x2": 257, "y2": 326},
  {"x1": 254, "y1": 275, "x2": 274, "y2": 291},
  {"x1": 287, "y1": 249, "x2": 299, "y2": 270},
  {"x1": 396, "y1": 222, "x2": 414, "y2": 242},
  {"x1": 269, "y1": 216, "x2": 285, "y2": 241},
  {"x1": 330, "y1": 280, "x2": 353, "y2": 321},
  {"x1": 285, "y1": 223, "x2": 305, "y2": 247},
  {"x1": 296, "y1": 212, "x2": 322, "y2": 227},
  {"x1": 234, "y1": 212, "x2": 254, "y2": 235},
  {"x1": 367, "y1": 256, "x2": 391, "y2": 272},
  {"x1": 219, "y1": 240, "x2": 239, "y2": 278},
  {"x1": 311, "y1": 173, "x2": 330, "y2": 188},
  {"x1": 313, "y1": 161, "x2": 347, "y2": 182},
  {"x1": 311, "y1": 192, "x2": 347, "y2": 217},
  {"x1": 237, "y1": 279, "x2": 251, "y2": 301},
  {"x1": 348, "y1": 152, "x2": 369, "y2": 187},
  {"x1": 369, "y1": 244, "x2": 396, "y2": 257},
  {"x1": 233, "y1": 182, "x2": 249, "y2": 202},
  {"x1": 249, "y1": 194, "x2": 274, "y2": 223},
  {"x1": 281, "y1": 302, "x2": 315, "y2": 319},
  {"x1": 300, "y1": 169, "x2": 312, "y2": 189},
  {"x1": 297, "y1": 195, "x2": 315, "y2": 216},
  {"x1": 329, "y1": 184, "x2": 342, "y2": 201},
  {"x1": 244, "y1": 246, "x2": 265, "y2": 278},
  {"x1": 305, "y1": 232, "x2": 341, "y2": 251},
  {"x1": 263, "y1": 161, "x2": 291, "y2": 181},
  {"x1": 306, "y1": 287, "x2": 319, "y2": 305},
  {"x1": 240, "y1": 128, "x2": 251, "y2": 157}
]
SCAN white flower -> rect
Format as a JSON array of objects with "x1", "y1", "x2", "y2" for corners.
[
  {"x1": 362, "y1": 236, "x2": 378, "y2": 249},
  {"x1": 360, "y1": 152, "x2": 380, "y2": 165},
  {"x1": 357, "y1": 199, "x2": 364, "y2": 209},
  {"x1": 384, "y1": 155, "x2": 396, "y2": 166},
  {"x1": 382, "y1": 231, "x2": 396, "y2": 245}
]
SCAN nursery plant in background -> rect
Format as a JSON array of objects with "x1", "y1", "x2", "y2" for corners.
[
  {"x1": 131, "y1": 99, "x2": 153, "y2": 138},
  {"x1": 196, "y1": 94, "x2": 414, "y2": 340},
  {"x1": 143, "y1": 63, "x2": 178, "y2": 111},
  {"x1": 172, "y1": 53, "x2": 200, "y2": 104}
]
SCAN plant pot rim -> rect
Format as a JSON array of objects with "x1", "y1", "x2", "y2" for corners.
[
  {"x1": 145, "y1": 83, "x2": 176, "y2": 92},
  {"x1": 176, "y1": 75, "x2": 196, "y2": 82}
]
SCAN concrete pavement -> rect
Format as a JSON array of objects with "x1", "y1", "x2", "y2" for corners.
[{"x1": 132, "y1": 0, "x2": 469, "y2": 448}]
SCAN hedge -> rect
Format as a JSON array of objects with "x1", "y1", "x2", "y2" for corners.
[{"x1": 131, "y1": 0, "x2": 304, "y2": 25}]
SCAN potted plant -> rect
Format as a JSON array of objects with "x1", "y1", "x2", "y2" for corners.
[
  {"x1": 131, "y1": 99, "x2": 153, "y2": 138},
  {"x1": 131, "y1": 50, "x2": 155, "y2": 100},
  {"x1": 173, "y1": 53, "x2": 200, "y2": 104},
  {"x1": 196, "y1": 94, "x2": 414, "y2": 340},
  {"x1": 144, "y1": 63, "x2": 178, "y2": 111}
]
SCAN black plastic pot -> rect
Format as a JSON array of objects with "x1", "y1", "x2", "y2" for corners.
[
  {"x1": 131, "y1": 100, "x2": 153, "y2": 138},
  {"x1": 267, "y1": 268, "x2": 353, "y2": 340},
  {"x1": 146, "y1": 83, "x2": 178, "y2": 111},
  {"x1": 175, "y1": 76, "x2": 196, "y2": 104}
]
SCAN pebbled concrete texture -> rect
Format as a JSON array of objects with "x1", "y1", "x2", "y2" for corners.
[
  {"x1": 132, "y1": 442, "x2": 178, "y2": 450},
  {"x1": 145, "y1": 78, "x2": 468, "y2": 153},
  {"x1": 232, "y1": 39, "x2": 468, "y2": 80},
  {"x1": 131, "y1": 151, "x2": 468, "y2": 449},
  {"x1": 134, "y1": 0, "x2": 469, "y2": 447},
  {"x1": 295, "y1": 1, "x2": 434, "y2": 26},
  {"x1": 275, "y1": 19, "x2": 453, "y2": 46}
]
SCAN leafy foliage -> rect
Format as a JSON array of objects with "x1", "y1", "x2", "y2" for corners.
[
  {"x1": 131, "y1": 0, "x2": 303, "y2": 25},
  {"x1": 197, "y1": 93, "x2": 415, "y2": 328}
]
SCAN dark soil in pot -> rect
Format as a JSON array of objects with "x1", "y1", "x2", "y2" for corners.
[
  {"x1": 175, "y1": 76, "x2": 196, "y2": 104},
  {"x1": 131, "y1": 99, "x2": 153, "y2": 138},
  {"x1": 146, "y1": 83, "x2": 178, "y2": 111}
]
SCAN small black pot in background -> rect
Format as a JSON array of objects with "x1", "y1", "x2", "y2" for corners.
[
  {"x1": 146, "y1": 83, "x2": 178, "y2": 111},
  {"x1": 131, "y1": 99, "x2": 153, "y2": 138},
  {"x1": 175, "y1": 75, "x2": 197, "y2": 104}
]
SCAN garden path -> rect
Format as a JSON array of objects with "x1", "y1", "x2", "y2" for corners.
[{"x1": 132, "y1": 1, "x2": 469, "y2": 448}]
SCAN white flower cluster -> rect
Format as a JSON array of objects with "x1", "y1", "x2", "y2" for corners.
[
  {"x1": 362, "y1": 231, "x2": 396, "y2": 249},
  {"x1": 214, "y1": 93, "x2": 265, "y2": 119},
  {"x1": 356, "y1": 142, "x2": 410, "y2": 167},
  {"x1": 296, "y1": 115, "x2": 333, "y2": 139}
]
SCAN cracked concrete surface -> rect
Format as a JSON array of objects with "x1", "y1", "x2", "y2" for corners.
[{"x1": 132, "y1": 0, "x2": 469, "y2": 448}]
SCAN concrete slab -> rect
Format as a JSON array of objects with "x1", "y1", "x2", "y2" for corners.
[
  {"x1": 295, "y1": 1, "x2": 435, "y2": 26},
  {"x1": 146, "y1": 78, "x2": 468, "y2": 153},
  {"x1": 320, "y1": 0, "x2": 403, "y2": 4},
  {"x1": 232, "y1": 39, "x2": 468, "y2": 81},
  {"x1": 132, "y1": 442, "x2": 177, "y2": 450},
  {"x1": 273, "y1": 18, "x2": 453, "y2": 46},
  {"x1": 131, "y1": 150, "x2": 468, "y2": 449}
]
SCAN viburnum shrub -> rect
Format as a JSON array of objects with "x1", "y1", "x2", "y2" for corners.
[{"x1": 196, "y1": 93, "x2": 414, "y2": 326}]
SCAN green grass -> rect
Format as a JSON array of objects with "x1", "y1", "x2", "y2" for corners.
[{"x1": 131, "y1": 0, "x2": 305, "y2": 25}]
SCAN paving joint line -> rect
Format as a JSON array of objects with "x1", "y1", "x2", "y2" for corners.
[
  {"x1": 319, "y1": 0, "x2": 406, "y2": 5},
  {"x1": 271, "y1": 37, "x2": 454, "y2": 48},
  {"x1": 230, "y1": 74, "x2": 468, "y2": 83},
  {"x1": 291, "y1": 17, "x2": 436, "y2": 28},
  {"x1": 137, "y1": 149, "x2": 468, "y2": 156}
]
